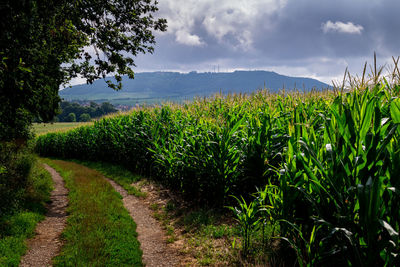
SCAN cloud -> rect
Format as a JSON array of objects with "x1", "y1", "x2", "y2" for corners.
[
  {"x1": 175, "y1": 30, "x2": 204, "y2": 46},
  {"x1": 157, "y1": 0, "x2": 287, "y2": 49},
  {"x1": 322, "y1": 20, "x2": 364, "y2": 34},
  {"x1": 132, "y1": 0, "x2": 400, "y2": 85}
]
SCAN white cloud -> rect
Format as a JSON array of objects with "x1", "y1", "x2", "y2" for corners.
[
  {"x1": 175, "y1": 30, "x2": 204, "y2": 46},
  {"x1": 158, "y1": 0, "x2": 287, "y2": 49},
  {"x1": 322, "y1": 20, "x2": 364, "y2": 34},
  {"x1": 61, "y1": 76, "x2": 87, "y2": 88}
]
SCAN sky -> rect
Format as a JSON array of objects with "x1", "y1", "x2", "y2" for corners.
[{"x1": 70, "y1": 0, "x2": 400, "y2": 86}]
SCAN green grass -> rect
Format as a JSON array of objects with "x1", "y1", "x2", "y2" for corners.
[
  {"x1": 0, "y1": 160, "x2": 53, "y2": 266},
  {"x1": 42, "y1": 159, "x2": 142, "y2": 266},
  {"x1": 70, "y1": 160, "x2": 145, "y2": 197},
  {"x1": 33, "y1": 122, "x2": 92, "y2": 136},
  {"x1": 0, "y1": 213, "x2": 43, "y2": 266},
  {"x1": 184, "y1": 212, "x2": 239, "y2": 266}
]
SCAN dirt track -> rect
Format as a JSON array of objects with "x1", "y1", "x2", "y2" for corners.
[
  {"x1": 106, "y1": 178, "x2": 182, "y2": 267},
  {"x1": 20, "y1": 164, "x2": 68, "y2": 267}
]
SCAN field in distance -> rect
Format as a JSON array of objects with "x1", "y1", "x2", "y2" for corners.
[{"x1": 33, "y1": 122, "x2": 93, "y2": 135}]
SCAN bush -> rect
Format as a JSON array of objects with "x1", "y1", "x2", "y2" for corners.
[
  {"x1": 24, "y1": 160, "x2": 53, "y2": 210},
  {"x1": 0, "y1": 142, "x2": 35, "y2": 215}
]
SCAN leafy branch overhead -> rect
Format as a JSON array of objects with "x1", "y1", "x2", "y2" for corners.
[{"x1": 69, "y1": 0, "x2": 167, "y2": 88}]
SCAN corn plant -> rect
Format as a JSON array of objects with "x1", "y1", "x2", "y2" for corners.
[
  {"x1": 227, "y1": 196, "x2": 260, "y2": 256},
  {"x1": 272, "y1": 84, "x2": 400, "y2": 265}
]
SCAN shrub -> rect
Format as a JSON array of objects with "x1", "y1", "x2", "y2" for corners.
[{"x1": 0, "y1": 142, "x2": 35, "y2": 215}]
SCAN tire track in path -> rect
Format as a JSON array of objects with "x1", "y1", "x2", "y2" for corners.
[
  {"x1": 106, "y1": 178, "x2": 181, "y2": 267},
  {"x1": 20, "y1": 164, "x2": 68, "y2": 267}
]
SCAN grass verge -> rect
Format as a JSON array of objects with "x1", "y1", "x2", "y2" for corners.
[
  {"x1": 42, "y1": 159, "x2": 142, "y2": 266},
  {"x1": 0, "y1": 160, "x2": 53, "y2": 266}
]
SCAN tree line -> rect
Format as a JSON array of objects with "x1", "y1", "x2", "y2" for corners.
[{"x1": 55, "y1": 101, "x2": 117, "y2": 122}]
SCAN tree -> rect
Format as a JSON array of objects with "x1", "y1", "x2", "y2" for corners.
[
  {"x1": 100, "y1": 102, "x2": 118, "y2": 114},
  {"x1": 66, "y1": 113, "x2": 76, "y2": 122},
  {"x1": 79, "y1": 113, "x2": 91, "y2": 122},
  {"x1": 0, "y1": 0, "x2": 167, "y2": 141}
]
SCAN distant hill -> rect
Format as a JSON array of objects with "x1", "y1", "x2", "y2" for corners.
[{"x1": 60, "y1": 71, "x2": 331, "y2": 105}]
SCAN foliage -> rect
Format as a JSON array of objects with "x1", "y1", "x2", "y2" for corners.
[
  {"x1": 271, "y1": 84, "x2": 400, "y2": 266},
  {"x1": 227, "y1": 196, "x2": 260, "y2": 256},
  {"x1": 44, "y1": 159, "x2": 142, "y2": 266},
  {"x1": 65, "y1": 112, "x2": 76, "y2": 122},
  {"x1": 0, "y1": 142, "x2": 35, "y2": 214},
  {"x1": 228, "y1": 83, "x2": 400, "y2": 265},
  {"x1": 78, "y1": 113, "x2": 91, "y2": 122},
  {"x1": 0, "y1": 0, "x2": 166, "y2": 141}
]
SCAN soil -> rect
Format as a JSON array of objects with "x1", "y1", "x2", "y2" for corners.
[
  {"x1": 106, "y1": 178, "x2": 184, "y2": 267},
  {"x1": 20, "y1": 164, "x2": 68, "y2": 267},
  {"x1": 134, "y1": 181, "x2": 233, "y2": 267}
]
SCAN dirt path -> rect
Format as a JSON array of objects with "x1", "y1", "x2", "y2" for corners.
[
  {"x1": 20, "y1": 164, "x2": 68, "y2": 267},
  {"x1": 106, "y1": 178, "x2": 181, "y2": 267}
]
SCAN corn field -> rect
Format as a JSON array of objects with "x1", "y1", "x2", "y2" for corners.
[{"x1": 36, "y1": 79, "x2": 400, "y2": 265}]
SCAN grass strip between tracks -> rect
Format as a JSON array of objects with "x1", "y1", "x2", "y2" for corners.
[
  {"x1": 43, "y1": 159, "x2": 142, "y2": 266},
  {"x1": 70, "y1": 160, "x2": 145, "y2": 197}
]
